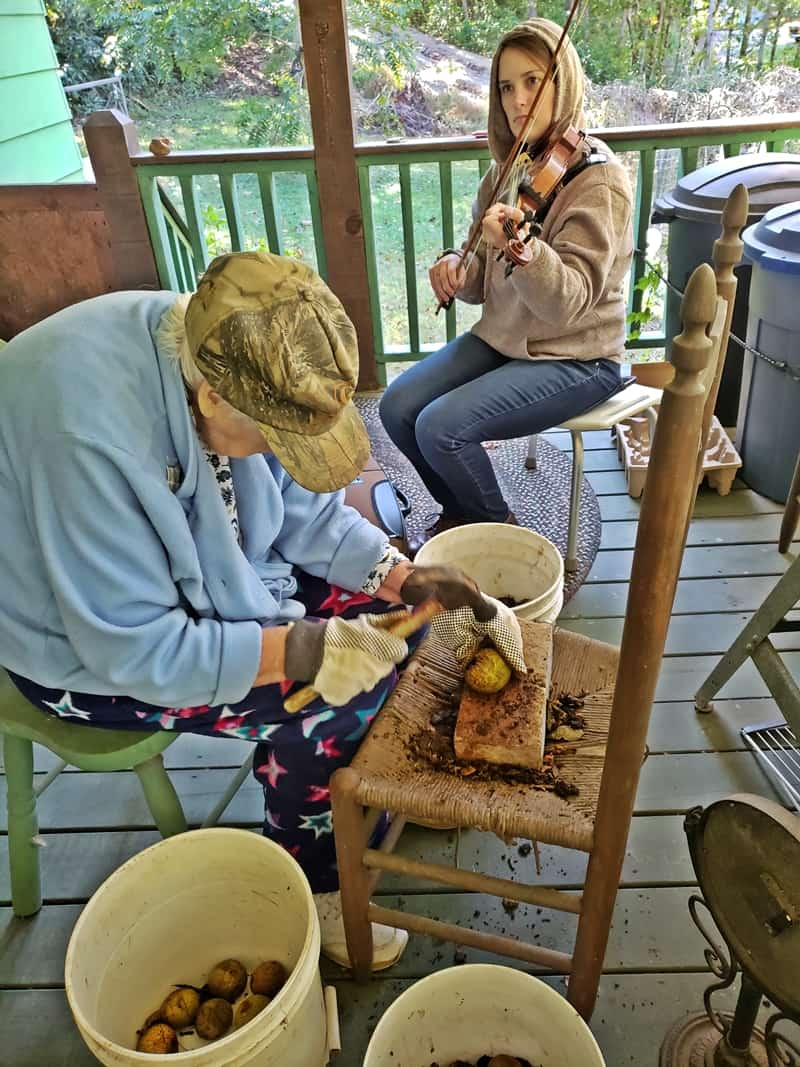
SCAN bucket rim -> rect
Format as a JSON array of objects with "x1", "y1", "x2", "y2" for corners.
[
  {"x1": 65, "y1": 827, "x2": 320, "y2": 1063},
  {"x1": 414, "y1": 522, "x2": 565, "y2": 612},
  {"x1": 364, "y1": 963, "x2": 605, "y2": 1063}
]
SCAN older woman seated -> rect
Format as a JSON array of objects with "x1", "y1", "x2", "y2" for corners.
[{"x1": 0, "y1": 251, "x2": 525, "y2": 970}]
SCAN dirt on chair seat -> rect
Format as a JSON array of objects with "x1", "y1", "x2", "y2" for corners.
[{"x1": 407, "y1": 687, "x2": 585, "y2": 797}]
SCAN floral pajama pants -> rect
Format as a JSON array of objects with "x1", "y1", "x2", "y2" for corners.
[{"x1": 8, "y1": 573, "x2": 420, "y2": 893}]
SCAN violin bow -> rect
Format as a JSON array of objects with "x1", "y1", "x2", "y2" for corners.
[{"x1": 435, "y1": 0, "x2": 584, "y2": 313}]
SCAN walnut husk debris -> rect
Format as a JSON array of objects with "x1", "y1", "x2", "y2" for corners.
[
  {"x1": 409, "y1": 689, "x2": 586, "y2": 797},
  {"x1": 429, "y1": 1056, "x2": 531, "y2": 1066},
  {"x1": 546, "y1": 692, "x2": 586, "y2": 741}
]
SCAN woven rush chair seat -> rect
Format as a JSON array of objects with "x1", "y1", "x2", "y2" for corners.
[{"x1": 351, "y1": 628, "x2": 617, "y2": 852}]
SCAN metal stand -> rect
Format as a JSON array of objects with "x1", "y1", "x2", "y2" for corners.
[
  {"x1": 695, "y1": 554, "x2": 800, "y2": 736},
  {"x1": 659, "y1": 797, "x2": 800, "y2": 1067}
]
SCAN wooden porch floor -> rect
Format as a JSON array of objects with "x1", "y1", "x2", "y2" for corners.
[{"x1": 2, "y1": 427, "x2": 798, "y2": 1066}]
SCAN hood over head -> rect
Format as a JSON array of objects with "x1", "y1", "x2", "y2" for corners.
[{"x1": 488, "y1": 18, "x2": 586, "y2": 164}]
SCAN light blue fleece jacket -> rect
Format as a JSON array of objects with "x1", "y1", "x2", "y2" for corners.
[{"x1": 0, "y1": 292, "x2": 386, "y2": 707}]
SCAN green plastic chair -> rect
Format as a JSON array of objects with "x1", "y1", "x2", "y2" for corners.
[
  {"x1": 1, "y1": 670, "x2": 258, "y2": 918},
  {"x1": 1, "y1": 669, "x2": 189, "y2": 917}
]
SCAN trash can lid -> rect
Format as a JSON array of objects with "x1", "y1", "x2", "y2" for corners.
[
  {"x1": 652, "y1": 152, "x2": 800, "y2": 224},
  {"x1": 743, "y1": 201, "x2": 800, "y2": 274}
]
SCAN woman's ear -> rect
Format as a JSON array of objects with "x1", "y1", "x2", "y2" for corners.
[{"x1": 195, "y1": 379, "x2": 221, "y2": 418}]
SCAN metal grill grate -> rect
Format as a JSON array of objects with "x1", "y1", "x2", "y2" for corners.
[{"x1": 742, "y1": 719, "x2": 800, "y2": 809}]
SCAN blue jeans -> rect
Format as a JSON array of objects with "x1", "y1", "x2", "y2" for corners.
[{"x1": 379, "y1": 332, "x2": 622, "y2": 522}]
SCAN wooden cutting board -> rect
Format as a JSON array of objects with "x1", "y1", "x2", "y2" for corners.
[{"x1": 453, "y1": 619, "x2": 553, "y2": 769}]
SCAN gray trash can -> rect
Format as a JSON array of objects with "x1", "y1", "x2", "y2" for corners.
[
  {"x1": 736, "y1": 201, "x2": 800, "y2": 503},
  {"x1": 652, "y1": 153, "x2": 800, "y2": 425}
]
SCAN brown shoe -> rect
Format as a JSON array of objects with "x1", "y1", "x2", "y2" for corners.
[{"x1": 406, "y1": 513, "x2": 466, "y2": 558}]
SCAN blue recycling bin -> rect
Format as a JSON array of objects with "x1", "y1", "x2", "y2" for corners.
[{"x1": 737, "y1": 201, "x2": 800, "y2": 503}]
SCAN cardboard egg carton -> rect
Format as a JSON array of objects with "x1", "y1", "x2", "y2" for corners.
[{"x1": 615, "y1": 414, "x2": 741, "y2": 498}]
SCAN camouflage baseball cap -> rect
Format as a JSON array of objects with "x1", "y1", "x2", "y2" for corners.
[{"x1": 184, "y1": 251, "x2": 370, "y2": 493}]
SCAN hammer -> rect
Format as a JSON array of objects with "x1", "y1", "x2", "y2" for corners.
[{"x1": 282, "y1": 568, "x2": 496, "y2": 713}]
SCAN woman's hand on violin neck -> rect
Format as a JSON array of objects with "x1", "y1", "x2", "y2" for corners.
[
  {"x1": 482, "y1": 203, "x2": 525, "y2": 248},
  {"x1": 429, "y1": 253, "x2": 467, "y2": 304}
]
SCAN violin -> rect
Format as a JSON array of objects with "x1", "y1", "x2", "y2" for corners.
[{"x1": 498, "y1": 126, "x2": 586, "y2": 276}]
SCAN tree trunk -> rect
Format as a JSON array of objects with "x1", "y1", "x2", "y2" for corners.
[
  {"x1": 769, "y1": 2, "x2": 786, "y2": 64},
  {"x1": 650, "y1": 0, "x2": 669, "y2": 80},
  {"x1": 739, "y1": 0, "x2": 755, "y2": 58},
  {"x1": 657, "y1": 8, "x2": 672, "y2": 80},
  {"x1": 756, "y1": 4, "x2": 772, "y2": 70},
  {"x1": 704, "y1": 0, "x2": 719, "y2": 69},
  {"x1": 725, "y1": 11, "x2": 735, "y2": 68}
]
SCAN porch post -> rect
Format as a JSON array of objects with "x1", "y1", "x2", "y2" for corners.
[
  {"x1": 298, "y1": 0, "x2": 379, "y2": 390},
  {"x1": 84, "y1": 110, "x2": 159, "y2": 293}
]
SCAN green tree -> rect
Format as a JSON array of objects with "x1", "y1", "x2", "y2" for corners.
[
  {"x1": 46, "y1": 0, "x2": 112, "y2": 85},
  {"x1": 84, "y1": 0, "x2": 257, "y2": 88}
]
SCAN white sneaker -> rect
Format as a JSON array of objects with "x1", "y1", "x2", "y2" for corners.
[{"x1": 314, "y1": 891, "x2": 409, "y2": 971}]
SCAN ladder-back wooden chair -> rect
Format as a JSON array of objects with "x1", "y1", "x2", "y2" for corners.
[{"x1": 331, "y1": 261, "x2": 730, "y2": 1022}]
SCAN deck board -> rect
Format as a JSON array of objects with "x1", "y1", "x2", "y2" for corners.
[
  {"x1": 0, "y1": 741, "x2": 779, "y2": 832},
  {"x1": 561, "y1": 612, "x2": 800, "y2": 655},
  {"x1": 564, "y1": 573, "x2": 796, "y2": 617},
  {"x1": 600, "y1": 487, "x2": 783, "y2": 520},
  {"x1": 0, "y1": 815, "x2": 698, "y2": 906},
  {"x1": 602, "y1": 512, "x2": 798, "y2": 549},
  {"x1": 0, "y1": 886, "x2": 710, "y2": 988},
  {"x1": 2, "y1": 431, "x2": 797, "y2": 1067},
  {"x1": 588, "y1": 543, "x2": 795, "y2": 582},
  {"x1": 0, "y1": 973, "x2": 759, "y2": 1067}
]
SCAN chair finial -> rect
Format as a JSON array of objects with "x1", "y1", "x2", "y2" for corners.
[
  {"x1": 722, "y1": 182, "x2": 749, "y2": 231},
  {"x1": 673, "y1": 263, "x2": 717, "y2": 381},
  {"x1": 713, "y1": 183, "x2": 748, "y2": 283}
]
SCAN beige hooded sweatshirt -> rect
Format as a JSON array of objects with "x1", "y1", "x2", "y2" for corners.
[{"x1": 458, "y1": 19, "x2": 633, "y2": 362}]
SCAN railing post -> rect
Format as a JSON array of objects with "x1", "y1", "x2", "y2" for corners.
[
  {"x1": 298, "y1": 0, "x2": 379, "y2": 391},
  {"x1": 84, "y1": 109, "x2": 159, "y2": 293}
]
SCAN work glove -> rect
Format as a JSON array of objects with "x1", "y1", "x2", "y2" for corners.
[
  {"x1": 399, "y1": 565, "x2": 495, "y2": 618},
  {"x1": 285, "y1": 612, "x2": 409, "y2": 707},
  {"x1": 430, "y1": 594, "x2": 527, "y2": 675}
]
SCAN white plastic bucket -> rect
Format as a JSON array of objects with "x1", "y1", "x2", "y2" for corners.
[
  {"x1": 363, "y1": 964, "x2": 605, "y2": 1066},
  {"x1": 65, "y1": 828, "x2": 331, "y2": 1067},
  {"x1": 415, "y1": 523, "x2": 564, "y2": 622}
]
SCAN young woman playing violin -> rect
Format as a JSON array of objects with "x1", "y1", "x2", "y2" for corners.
[{"x1": 380, "y1": 18, "x2": 633, "y2": 554}]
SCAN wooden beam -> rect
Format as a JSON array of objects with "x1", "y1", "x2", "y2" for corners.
[
  {"x1": 84, "y1": 110, "x2": 159, "y2": 293},
  {"x1": 297, "y1": 0, "x2": 378, "y2": 390},
  {"x1": 0, "y1": 185, "x2": 114, "y2": 337}
]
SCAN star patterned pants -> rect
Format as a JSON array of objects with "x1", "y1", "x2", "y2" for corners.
[{"x1": 7, "y1": 573, "x2": 421, "y2": 893}]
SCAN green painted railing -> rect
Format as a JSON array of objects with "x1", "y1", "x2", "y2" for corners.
[
  {"x1": 135, "y1": 148, "x2": 327, "y2": 293},
  {"x1": 133, "y1": 114, "x2": 800, "y2": 385}
]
